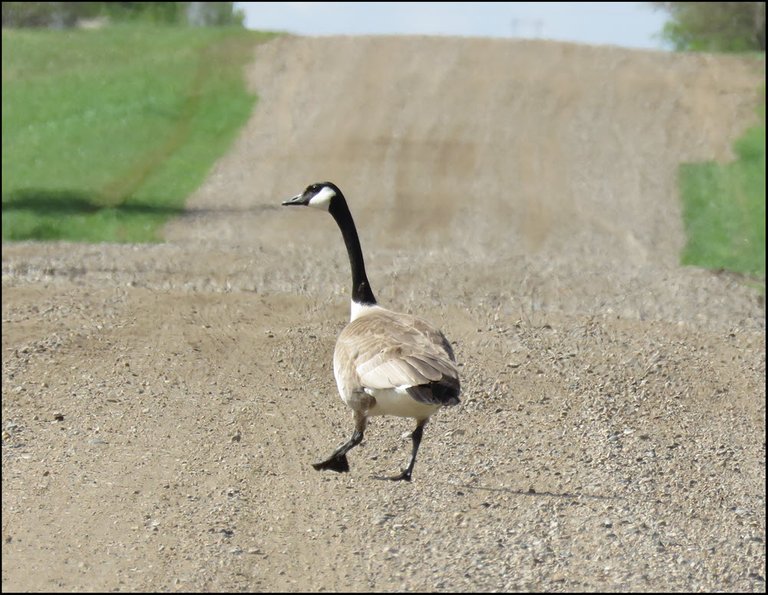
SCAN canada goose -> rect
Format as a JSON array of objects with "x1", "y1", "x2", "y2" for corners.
[{"x1": 282, "y1": 182, "x2": 460, "y2": 482}]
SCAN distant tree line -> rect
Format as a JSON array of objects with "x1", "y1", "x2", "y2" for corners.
[
  {"x1": 1, "y1": 2, "x2": 245, "y2": 28},
  {"x1": 654, "y1": 2, "x2": 765, "y2": 52}
]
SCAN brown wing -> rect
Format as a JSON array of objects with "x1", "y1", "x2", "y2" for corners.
[{"x1": 336, "y1": 308, "x2": 461, "y2": 406}]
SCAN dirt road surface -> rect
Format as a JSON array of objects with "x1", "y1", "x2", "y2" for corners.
[{"x1": 2, "y1": 36, "x2": 765, "y2": 592}]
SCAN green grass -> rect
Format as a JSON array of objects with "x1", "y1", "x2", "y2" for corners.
[
  {"x1": 680, "y1": 101, "x2": 766, "y2": 281},
  {"x1": 2, "y1": 25, "x2": 276, "y2": 242}
]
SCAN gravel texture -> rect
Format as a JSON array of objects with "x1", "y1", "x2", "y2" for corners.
[{"x1": 2, "y1": 36, "x2": 765, "y2": 592}]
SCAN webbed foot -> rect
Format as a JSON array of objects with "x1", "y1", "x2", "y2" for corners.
[
  {"x1": 312, "y1": 454, "x2": 350, "y2": 473},
  {"x1": 387, "y1": 469, "x2": 412, "y2": 482}
]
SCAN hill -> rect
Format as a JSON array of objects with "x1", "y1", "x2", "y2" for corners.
[{"x1": 2, "y1": 36, "x2": 765, "y2": 592}]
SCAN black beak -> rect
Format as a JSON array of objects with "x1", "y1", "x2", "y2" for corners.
[{"x1": 281, "y1": 193, "x2": 308, "y2": 206}]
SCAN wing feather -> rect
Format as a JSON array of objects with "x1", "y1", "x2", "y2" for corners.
[{"x1": 335, "y1": 307, "x2": 461, "y2": 406}]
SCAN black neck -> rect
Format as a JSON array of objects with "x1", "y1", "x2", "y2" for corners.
[{"x1": 328, "y1": 195, "x2": 377, "y2": 306}]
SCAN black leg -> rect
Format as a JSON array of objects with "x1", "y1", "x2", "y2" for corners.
[
  {"x1": 388, "y1": 421, "x2": 426, "y2": 482},
  {"x1": 312, "y1": 428, "x2": 363, "y2": 473}
]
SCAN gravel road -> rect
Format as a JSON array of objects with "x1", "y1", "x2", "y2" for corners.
[{"x1": 2, "y1": 35, "x2": 765, "y2": 592}]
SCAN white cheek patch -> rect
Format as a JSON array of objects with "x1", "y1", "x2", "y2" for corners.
[{"x1": 308, "y1": 186, "x2": 335, "y2": 211}]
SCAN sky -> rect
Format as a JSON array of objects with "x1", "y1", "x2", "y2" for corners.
[{"x1": 234, "y1": 2, "x2": 670, "y2": 51}]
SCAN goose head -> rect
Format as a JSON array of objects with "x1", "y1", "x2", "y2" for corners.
[{"x1": 282, "y1": 181, "x2": 342, "y2": 212}]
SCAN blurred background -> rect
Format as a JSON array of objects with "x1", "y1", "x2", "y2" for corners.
[
  {"x1": 1, "y1": 1, "x2": 765, "y2": 279},
  {"x1": 234, "y1": 2, "x2": 670, "y2": 49}
]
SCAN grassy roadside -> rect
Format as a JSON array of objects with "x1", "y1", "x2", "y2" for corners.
[
  {"x1": 679, "y1": 100, "x2": 766, "y2": 283},
  {"x1": 2, "y1": 25, "x2": 276, "y2": 242}
]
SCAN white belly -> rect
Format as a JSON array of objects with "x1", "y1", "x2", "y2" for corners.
[{"x1": 365, "y1": 387, "x2": 440, "y2": 420}]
